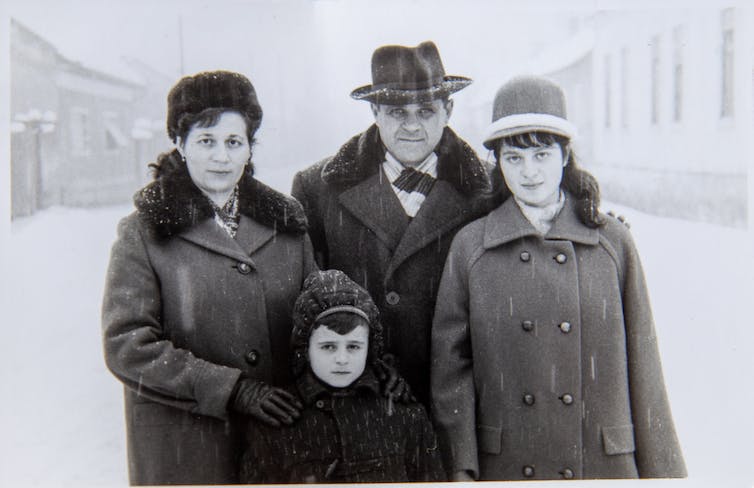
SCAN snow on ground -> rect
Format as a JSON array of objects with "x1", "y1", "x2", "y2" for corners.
[{"x1": 0, "y1": 202, "x2": 752, "y2": 487}]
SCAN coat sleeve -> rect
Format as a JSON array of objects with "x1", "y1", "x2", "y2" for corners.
[
  {"x1": 430, "y1": 231, "x2": 479, "y2": 479},
  {"x1": 405, "y1": 405, "x2": 446, "y2": 482},
  {"x1": 101, "y1": 216, "x2": 241, "y2": 419},
  {"x1": 292, "y1": 166, "x2": 329, "y2": 269},
  {"x1": 618, "y1": 228, "x2": 687, "y2": 478}
]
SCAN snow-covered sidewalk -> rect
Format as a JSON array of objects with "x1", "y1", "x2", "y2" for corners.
[{"x1": 0, "y1": 203, "x2": 752, "y2": 487}]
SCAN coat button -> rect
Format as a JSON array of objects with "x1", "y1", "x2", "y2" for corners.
[
  {"x1": 521, "y1": 320, "x2": 534, "y2": 332},
  {"x1": 237, "y1": 262, "x2": 252, "y2": 274},
  {"x1": 315, "y1": 400, "x2": 325, "y2": 409},
  {"x1": 559, "y1": 321, "x2": 572, "y2": 333},
  {"x1": 522, "y1": 393, "x2": 535, "y2": 406},
  {"x1": 520, "y1": 251, "x2": 531, "y2": 262},
  {"x1": 245, "y1": 349, "x2": 260, "y2": 366},
  {"x1": 554, "y1": 253, "x2": 567, "y2": 264},
  {"x1": 385, "y1": 291, "x2": 400, "y2": 306},
  {"x1": 561, "y1": 468, "x2": 574, "y2": 479},
  {"x1": 560, "y1": 393, "x2": 574, "y2": 405},
  {"x1": 522, "y1": 465, "x2": 535, "y2": 478}
]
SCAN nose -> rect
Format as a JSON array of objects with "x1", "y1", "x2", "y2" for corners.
[
  {"x1": 402, "y1": 112, "x2": 421, "y2": 132},
  {"x1": 335, "y1": 349, "x2": 348, "y2": 365},
  {"x1": 520, "y1": 156, "x2": 538, "y2": 178},
  {"x1": 212, "y1": 145, "x2": 231, "y2": 163}
]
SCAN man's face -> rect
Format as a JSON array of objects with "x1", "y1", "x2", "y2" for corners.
[{"x1": 372, "y1": 99, "x2": 452, "y2": 167}]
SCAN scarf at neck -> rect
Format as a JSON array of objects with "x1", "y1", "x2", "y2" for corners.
[{"x1": 514, "y1": 190, "x2": 566, "y2": 235}]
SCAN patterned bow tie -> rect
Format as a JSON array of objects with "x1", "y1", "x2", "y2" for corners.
[{"x1": 392, "y1": 167, "x2": 436, "y2": 196}]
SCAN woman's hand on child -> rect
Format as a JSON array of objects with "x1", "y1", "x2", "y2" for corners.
[
  {"x1": 374, "y1": 356, "x2": 415, "y2": 403},
  {"x1": 229, "y1": 378, "x2": 302, "y2": 427}
]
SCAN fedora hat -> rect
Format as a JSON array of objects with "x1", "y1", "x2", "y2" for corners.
[
  {"x1": 350, "y1": 41, "x2": 471, "y2": 104},
  {"x1": 483, "y1": 75, "x2": 577, "y2": 150}
]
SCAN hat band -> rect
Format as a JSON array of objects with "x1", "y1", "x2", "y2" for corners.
[
  {"x1": 315, "y1": 305, "x2": 369, "y2": 323},
  {"x1": 370, "y1": 77, "x2": 446, "y2": 92},
  {"x1": 483, "y1": 113, "x2": 578, "y2": 148}
]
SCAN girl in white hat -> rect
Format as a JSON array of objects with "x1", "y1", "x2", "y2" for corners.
[{"x1": 430, "y1": 76, "x2": 686, "y2": 481}]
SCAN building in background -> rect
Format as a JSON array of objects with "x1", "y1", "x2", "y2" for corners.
[
  {"x1": 10, "y1": 19, "x2": 171, "y2": 219},
  {"x1": 531, "y1": 7, "x2": 752, "y2": 228}
]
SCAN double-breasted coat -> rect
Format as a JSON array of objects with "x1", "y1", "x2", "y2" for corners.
[
  {"x1": 431, "y1": 195, "x2": 686, "y2": 481},
  {"x1": 102, "y1": 163, "x2": 315, "y2": 485},
  {"x1": 292, "y1": 125, "x2": 492, "y2": 406},
  {"x1": 240, "y1": 369, "x2": 444, "y2": 483}
]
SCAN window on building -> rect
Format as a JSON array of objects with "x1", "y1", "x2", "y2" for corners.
[
  {"x1": 604, "y1": 54, "x2": 612, "y2": 128},
  {"x1": 673, "y1": 25, "x2": 685, "y2": 122},
  {"x1": 103, "y1": 112, "x2": 128, "y2": 151},
  {"x1": 651, "y1": 35, "x2": 661, "y2": 124},
  {"x1": 70, "y1": 108, "x2": 91, "y2": 155},
  {"x1": 721, "y1": 8, "x2": 735, "y2": 118},
  {"x1": 621, "y1": 47, "x2": 629, "y2": 128}
]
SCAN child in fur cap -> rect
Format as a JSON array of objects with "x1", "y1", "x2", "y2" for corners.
[{"x1": 240, "y1": 269, "x2": 444, "y2": 483}]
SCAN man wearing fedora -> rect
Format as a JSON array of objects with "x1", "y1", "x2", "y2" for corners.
[{"x1": 292, "y1": 41, "x2": 492, "y2": 408}]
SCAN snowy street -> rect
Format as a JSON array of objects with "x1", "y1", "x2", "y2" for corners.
[{"x1": 0, "y1": 202, "x2": 752, "y2": 487}]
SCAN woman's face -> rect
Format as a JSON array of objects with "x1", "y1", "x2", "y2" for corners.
[
  {"x1": 178, "y1": 111, "x2": 250, "y2": 205},
  {"x1": 308, "y1": 322, "x2": 368, "y2": 388},
  {"x1": 499, "y1": 141, "x2": 566, "y2": 207}
]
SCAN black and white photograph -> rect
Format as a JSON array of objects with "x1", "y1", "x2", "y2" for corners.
[{"x1": 1, "y1": 0, "x2": 752, "y2": 486}]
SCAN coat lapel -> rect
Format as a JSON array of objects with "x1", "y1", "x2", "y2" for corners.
[
  {"x1": 484, "y1": 196, "x2": 599, "y2": 249},
  {"x1": 235, "y1": 215, "x2": 276, "y2": 257},
  {"x1": 179, "y1": 218, "x2": 257, "y2": 267},
  {"x1": 386, "y1": 180, "x2": 470, "y2": 279},
  {"x1": 338, "y1": 171, "x2": 409, "y2": 252}
]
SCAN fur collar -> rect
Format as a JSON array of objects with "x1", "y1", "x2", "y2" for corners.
[
  {"x1": 320, "y1": 124, "x2": 490, "y2": 195},
  {"x1": 134, "y1": 154, "x2": 307, "y2": 240}
]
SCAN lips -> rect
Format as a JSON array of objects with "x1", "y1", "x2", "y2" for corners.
[
  {"x1": 521, "y1": 182, "x2": 543, "y2": 189},
  {"x1": 332, "y1": 371, "x2": 351, "y2": 375}
]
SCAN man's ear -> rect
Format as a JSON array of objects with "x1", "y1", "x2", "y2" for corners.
[
  {"x1": 444, "y1": 98, "x2": 454, "y2": 119},
  {"x1": 370, "y1": 103, "x2": 379, "y2": 119}
]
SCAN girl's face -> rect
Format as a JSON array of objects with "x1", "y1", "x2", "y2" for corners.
[
  {"x1": 308, "y1": 323, "x2": 368, "y2": 388},
  {"x1": 499, "y1": 141, "x2": 566, "y2": 207},
  {"x1": 177, "y1": 111, "x2": 250, "y2": 206}
]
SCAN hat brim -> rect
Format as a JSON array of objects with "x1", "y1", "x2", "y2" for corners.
[
  {"x1": 350, "y1": 76, "x2": 472, "y2": 104},
  {"x1": 483, "y1": 113, "x2": 578, "y2": 149}
]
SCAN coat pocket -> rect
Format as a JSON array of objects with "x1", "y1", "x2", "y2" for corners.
[
  {"x1": 601, "y1": 424, "x2": 636, "y2": 456},
  {"x1": 476, "y1": 425, "x2": 502, "y2": 455}
]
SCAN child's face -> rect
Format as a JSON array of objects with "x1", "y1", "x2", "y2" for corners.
[
  {"x1": 308, "y1": 323, "x2": 369, "y2": 388},
  {"x1": 499, "y1": 141, "x2": 565, "y2": 207}
]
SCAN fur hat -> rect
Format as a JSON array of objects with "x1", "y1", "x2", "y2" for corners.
[
  {"x1": 483, "y1": 75, "x2": 577, "y2": 150},
  {"x1": 290, "y1": 270, "x2": 383, "y2": 378},
  {"x1": 166, "y1": 70, "x2": 263, "y2": 142},
  {"x1": 350, "y1": 41, "x2": 471, "y2": 105}
]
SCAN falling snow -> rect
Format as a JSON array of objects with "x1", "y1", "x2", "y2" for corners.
[{"x1": 1, "y1": 202, "x2": 752, "y2": 487}]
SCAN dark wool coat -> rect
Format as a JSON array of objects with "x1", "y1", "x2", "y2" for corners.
[
  {"x1": 291, "y1": 124, "x2": 492, "y2": 406},
  {"x1": 240, "y1": 369, "x2": 444, "y2": 483},
  {"x1": 102, "y1": 164, "x2": 315, "y2": 485},
  {"x1": 431, "y1": 196, "x2": 687, "y2": 481}
]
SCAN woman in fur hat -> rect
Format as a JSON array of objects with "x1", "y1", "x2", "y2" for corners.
[
  {"x1": 101, "y1": 70, "x2": 318, "y2": 485},
  {"x1": 240, "y1": 270, "x2": 444, "y2": 483},
  {"x1": 430, "y1": 75, "x2": 687, "y2": 481}
]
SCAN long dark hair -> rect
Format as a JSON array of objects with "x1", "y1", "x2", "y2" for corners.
[
  {"x1": 491, "y1": 131, "x2": 605, "y2": 228},
  {"x1": 148, "y1": 107, "x2": 257, "y2": 180}
]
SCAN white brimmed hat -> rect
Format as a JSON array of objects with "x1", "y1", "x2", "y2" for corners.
[{"x1": 483, "y1": 75, "x2": 578, "y2": 150}]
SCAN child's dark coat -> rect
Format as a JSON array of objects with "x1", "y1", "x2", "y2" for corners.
[{"x1": 240, "y1": 369, "x2": 444, "y2": 483}]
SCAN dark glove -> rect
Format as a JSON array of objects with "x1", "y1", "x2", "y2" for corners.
[
  {"x1": 229, "y1": 378, "x2": 302, "y2": 427},
  {"x1": 374, "y1": 355, "x2": 415, "y2": 404},
  {"x1": 607, "y1": 210, "x2": 631, "y2": 228}
]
